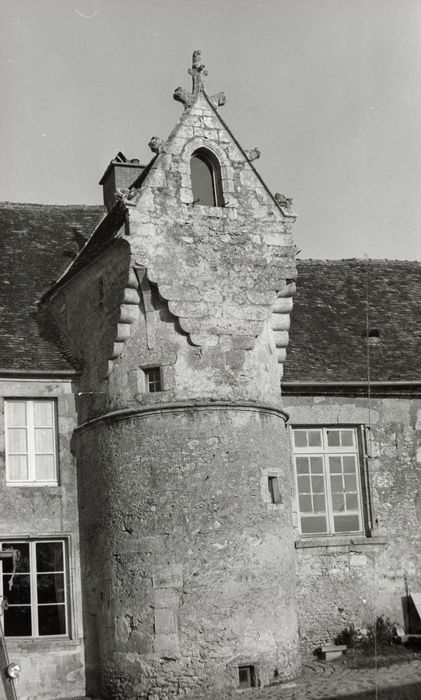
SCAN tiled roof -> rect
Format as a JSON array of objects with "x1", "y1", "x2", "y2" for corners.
[
  {"x1": 44, "y1": 157, "x2": 156, "y2": 295},
  {"x1": 0, "y1": 202, "x2": 104, "y2": 372},
  {"x1": 1, "y1": 204, "x2": 420, "y2": 382},
  {"x1": 284, "y1": 259, "x2": 421, "y2": 383},
  {"x1": 43, "y1": 205, "x2": 125, "y2": 297}
]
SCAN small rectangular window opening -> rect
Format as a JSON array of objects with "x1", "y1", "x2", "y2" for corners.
[
  {"x1": 98, "y1": 277, "x2": 104, "y2": 307},
  {"x1": 238, "y1": 665, "x2": 255, "y2": 688},
  {"x1": 268, "y1": 476, "x2": 282, "y2": 504},
  {"x1": 145, "y1": 367, "x2": 162, "y2": 393}
]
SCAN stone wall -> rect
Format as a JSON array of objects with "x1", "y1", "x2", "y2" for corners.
[
  {"x1": 128, "y1": 90, "x2": 296, "y2": 378},
  {"x1": 0, "y1": 378, "x2": 84, "y2": 699},
  {"x1": 76, "y1": 405, "x2": 299, "y2": 697},
  {"x1": 45, "y1": 79, "x2": 299, "y2": 696},
  {"x1": 286, "y1": 395, "x2": 421, "y2": 653},
  {"x1": 50, "y1": 239, "x2": 132, "y2": 399}
]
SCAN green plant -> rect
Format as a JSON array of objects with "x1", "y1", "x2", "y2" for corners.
[
  {"x1": 361, "y1": 616, "x2": 397, "y2": 651},
  {"x1": 334, "y1": 624, "x2": 359, "y2": 648},
  {"x1": 335, "y1": 616, "x2": 398, "y2": 651}
]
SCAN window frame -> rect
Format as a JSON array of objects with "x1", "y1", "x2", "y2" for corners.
[
  {"x1": 144, "y1": 366, "x2": 162, "y2": 393},
  {"x1": 4, "y1": 399, "x2": 59, "y2": 487},
  {"x1": 190, "y1": 148, "x2": 224, "y2": 208},
  {"x1": 292, "y1": 425, "x2": 369, "y2": 538},
  {"x1": 0, "y1": 539, "x2": 69, "y2": 639}
]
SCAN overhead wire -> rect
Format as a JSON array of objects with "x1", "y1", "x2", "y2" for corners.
[{"x1": 364, "y1": 255, "x2": 378, "y2": 699}]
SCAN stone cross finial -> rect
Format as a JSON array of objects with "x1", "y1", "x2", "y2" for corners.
[
  {"x1": 188, "y1": 50, "x2": 208, "y2": 93},
  {"x1": 174, "y1": 51, "x2": 225, "y2": 108}
]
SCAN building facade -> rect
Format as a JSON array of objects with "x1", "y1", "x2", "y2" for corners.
[{"x1": 0, "y1": 54, "x2": 420, "y2": 699}]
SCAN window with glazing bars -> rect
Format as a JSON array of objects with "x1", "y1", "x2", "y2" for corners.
[
  {"x1": 292, "y1": 427, "x2": 366, "y2": 536},
  {"x1": 0, "y1": 540, "x2": 67, "y2": 637},
  {"x1": 145, "y1": 367, "x2": 162, "y2": 393},
  {"x1": 5, "y1": 400, "x2": 58, "y2": 485}
]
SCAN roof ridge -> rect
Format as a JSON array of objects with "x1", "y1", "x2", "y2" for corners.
[
  {"x1": 296, "y1": 258, "x2": 421, "y2": 265},
  {"x1": 0, "y1": 201, "x2": 104, "y2": 209}
]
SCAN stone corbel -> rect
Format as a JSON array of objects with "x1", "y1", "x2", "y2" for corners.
[
  {"x1": 134, "y1": 267, "x2": 157, "y2": 350},
  {"x1": 104, "y1": 269, "x2": 141, "y2": 377},
  {"x1": 271, "y1": 281, "x2": 296, "y2": 369}
]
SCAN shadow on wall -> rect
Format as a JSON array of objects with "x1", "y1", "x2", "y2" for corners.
[{"x1": 402, "y1": 595, "x2": 421, "y2": 635}]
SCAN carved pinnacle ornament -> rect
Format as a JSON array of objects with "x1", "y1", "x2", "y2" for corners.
[
  {"x1": 173, "y1": 86, "x2": 195, "y2": 107},
  {"x1": 209, "y1": 92, "x2": 226, "y2": 107},
  {"x1": 173, "y1": 51, "x2": 226, "y2": 108},
  {"x1": 189, "y1": 50, "x2": 208, "y2": 92},
  {"x1": 115, "y1": 187, "x2": 137, "y2": 207},
  {"x1": 274, "y1": 192, "x2": 296, "y2": 219},
  {"x1": 148, "y1": 136, "x2": 165, "y2": 154},
  {"x1": 245, "y1": 147, "x2": 261, "y2": 162},
  {"x1": 173, "y1": 50, "x2": 207, "y2": 106}
]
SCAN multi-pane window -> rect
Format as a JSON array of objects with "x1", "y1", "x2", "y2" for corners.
[
  {"x1": 5, "y1": 400, "x2": 58, "y2": 485},
  {"x1": 145, "y1": 367, "x2": 162, "y2": 393},
  {"x1": 293, "y1": 427, "x2": 365, "y2": 536},
  {"x1": 0, "y1": 541, "x2": 67, "y2": 637}
]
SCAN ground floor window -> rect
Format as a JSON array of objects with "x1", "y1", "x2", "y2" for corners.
[
  {"x1": 292, "y1": 426, "x2": 368, "y2": 536},
  {"x1": 0, "y1": 540, "x2": 67, "y2": 637}
]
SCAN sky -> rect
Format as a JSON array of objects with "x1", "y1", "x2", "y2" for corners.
[{"x1": 1, "y1": 0, "x2": 420, "y2": 260}]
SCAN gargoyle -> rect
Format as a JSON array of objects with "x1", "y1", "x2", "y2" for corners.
[
  {"x1": 173, "y1": 86, "x2": 195, "y2": 107},
  {"x1": 245, "y1": 147, "x2": 261, "y2": 162},
  {"x1": 115, "y1": 187, "x2": 137, "y2": 206},
  {"x1": 148, "y1": 136, "x2": 165, "y2": 154},
  {"x1": 274, "y1": 192, "x2": 296, "y2": 218}
]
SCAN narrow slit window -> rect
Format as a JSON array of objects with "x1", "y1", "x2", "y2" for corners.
[
  {"x1": 145, "y1": 367, "x2": 162, "y2": 393},
  {"x1": 268, "y1": 476, "x2": 282, "y2": 504},
  {"x1": 190, "y1": 149, "x2": 223, "y2": 207}
]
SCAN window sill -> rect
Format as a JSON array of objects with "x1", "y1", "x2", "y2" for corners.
[
  {"x1": 190, "y1": 204, "x2": 227, "y2": 217},
  {"x1": 6, "y1": 637, "x2": 82, "y2": 653},
  {"x1": 295, "y1": 535, "x2": 387, "y2": 550},
  {"x1": 6, "y1": 482, "x2": 59, "y2": 488}
]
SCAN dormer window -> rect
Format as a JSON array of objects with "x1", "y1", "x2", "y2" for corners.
[{"x1": 190, "y1": 149, "x2": 223, "y2": 207}]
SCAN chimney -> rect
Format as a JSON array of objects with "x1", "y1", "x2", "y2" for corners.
[{"x1": 99, "y1": 152, "x2": 145, "y2": 211}]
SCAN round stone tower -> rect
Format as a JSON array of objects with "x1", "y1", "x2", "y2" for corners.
[{"x1": 68, "y1": 52, "x2": 300, "y2": 698}]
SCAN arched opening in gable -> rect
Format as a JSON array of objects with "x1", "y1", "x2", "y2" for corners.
[{"x1": 190, "y1": 148, "x2": 224, "y2": 207}]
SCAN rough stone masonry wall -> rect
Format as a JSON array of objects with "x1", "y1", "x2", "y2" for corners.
[
  {"x1": 49, "y1": 92, "x2": 297, "y2": 420},
  {"x1": 77, "y1": 406, "x2": 299, "y2": 698},
  {"x1": 286, "y1": 395, "x2": 421, "y2": 654},
  {"x1": 49, "y1": 239, "x2": 132, "y2": 410},
  {"x1": 0, "y1": 379, "x2": 84, "y2": 700},
  {"x1": 55, "y1": 85, "x2": 299, "y2": 697},
  {"x1": 128, "y1": 90, "x2": 296, "y2": 385}
]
